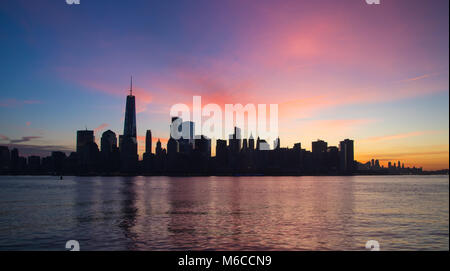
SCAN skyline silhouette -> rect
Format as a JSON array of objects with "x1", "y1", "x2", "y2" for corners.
[
  {"x1": 0, "y1": 0, "x2": 448, "y2": 171},
  {"x1": 1, "y1": 87, "x2": 446, "y2": 176}
]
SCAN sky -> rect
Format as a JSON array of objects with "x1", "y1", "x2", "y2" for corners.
[{"x1": 0, "y1": 0, "x2": 448, "y2": 170}]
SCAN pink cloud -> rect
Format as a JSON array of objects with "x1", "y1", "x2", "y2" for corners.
[
  {"x1": 0, "y1": 134, "x2": 9, "y2": 141},
  {"x1": 94, "y1": 123, "x2": 109, "y2": 134}
]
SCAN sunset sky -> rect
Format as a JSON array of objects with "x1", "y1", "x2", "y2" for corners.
[{"x1": 0, "y1": 0, "x2": 448, "y2": 170}]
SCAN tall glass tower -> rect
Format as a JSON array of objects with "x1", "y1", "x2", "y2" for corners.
[
  {"x1": 120, "y1": 77, "x2": 138, "y2": 173},
  {"x1": 124, "y1": 77, "x2": 137, "y2": 138}
]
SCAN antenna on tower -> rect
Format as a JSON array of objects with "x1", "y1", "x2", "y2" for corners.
[{"x1": 130, "y1": 76, "x2": 133, "y2": 96}]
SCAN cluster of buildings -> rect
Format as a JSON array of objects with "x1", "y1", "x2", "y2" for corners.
[
  {"x1": 0, "y1": 146, "x2": 67, "y2": 174},
  {"x1": 0, "y1": 82, "x2": 357, "y2": 176},
  {"x1": 357, "y1": 158, "x2": 423, "y2": 174}
]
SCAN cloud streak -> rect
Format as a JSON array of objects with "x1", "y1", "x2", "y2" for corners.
[
  {"x1": 0, "y1": 99, "x2": 41, "y2": 107},
  {"x1": 9, "y1": 136, "x2": 42, "y2": 144},
  {"x1": 94, "y1": 123, "x2": 109, "y2": 134},
  {"x1": 361, "y1": 131, "x2": 440, "y2": 142}
]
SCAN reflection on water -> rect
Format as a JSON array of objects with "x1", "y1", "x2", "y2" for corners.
[{"x1": 0, "y1": 175, "x2": 448, "y2": 250}]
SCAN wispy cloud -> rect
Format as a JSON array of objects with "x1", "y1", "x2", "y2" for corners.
[
  {"x1": 0, "y1": 134, "x2": 10, "y2": 141},
  {"x1": 0, "y1": 99, "x2": 42, "y2": 107},
  {"x1": 400, "y1": 72, "x2": 443, "y2": 83},
  {"x1": 361, "y1": 130, "x2": 440, "y2": 142},
  {"x1": 0, "y1": 135, "x2": 42, "y2": 144},
  {"x1": 9, "y1": 136, "x2": 42, "y2": 144},
  {"x1": 94, "y1": 123, "x2": 109, "y2": 133}
]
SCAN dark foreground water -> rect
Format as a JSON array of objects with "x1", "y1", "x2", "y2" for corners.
[{"x1": 0, "y1": 175, "x2": 448, "y2": 251}]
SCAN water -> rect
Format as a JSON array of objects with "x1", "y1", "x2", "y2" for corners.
[{"x1": 0, "y1": 175, "x2": 448, "y2": 251}]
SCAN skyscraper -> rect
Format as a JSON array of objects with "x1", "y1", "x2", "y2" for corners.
[
  {"x1": 242, "y1": 138, "x2": 248, "y2": 150},
  {"x1": 124, "y1": 77, "x2": 137, "y2": 139},
  {"x1": 312, "y1": 139, "x2": 327, "y2": 155},
  {"x1": 229, "y1": 127, "x2": 242, "y2": 154},
  {"x1": 339, "y1": 139, "x2": 354, "y2": 174},
  {"x1": 274, "y1": 137, "x2": 280, "y2": 149},
  {"x1": 146, "y1": 130, "x2": 152, "y2": 154},
  {"x1": 101, "y1": 130, "x2": 117, "y2": 153},
  {"x1": 168, "y1": 117, "x2": 180, "y2": 155},
  {"x1": 249, "y1": 134, "x2": 255, "y2": 151},
  {"x1": 0, "y1": 146, "x2": 10, "y2": 171},
  {"x1": 156, "y1": 139, "x2": 162, "y2": 156},
  {"x1": 76, "y1": 129, "x2": 94, "y2": 153},
  {"x1": 101, "y1": 129, "x2": 119, "y2": 173},
  {"x1": 120, "y1": 77, "x2": 138, "y2": 172}
]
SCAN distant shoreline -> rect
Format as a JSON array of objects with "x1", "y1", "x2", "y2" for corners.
[{"x1": 1, "y1": 171, "x2": 448, "y2": 178}]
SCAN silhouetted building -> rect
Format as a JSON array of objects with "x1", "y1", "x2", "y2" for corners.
[
  {"x1": 0, "y1": 146, "x2": 10, "y2": 171},
  {"x1": 242, "y1": 138, "x2": 248, "y2": 150},
  {"x1": 312, "y1": 139, "x2": 327, "y2": 155},
  {"x1": 339, "y1": 139, "x2": 354, "y2": 174},
  {"x1": 101, "y1": 130, "x2": 117, "y2": 153},
  {"x1": 274, "y1": 137, "x2": 281, "y2": 149},
  {"x1": 327, "y1": 146, "x2": 339, "y2": 172},
  {"x1": 120, "y1": 78, "x2": 138, "y2": 173},
  {"x1": 179, "y1": 121, "x2": 195, "y2": 154},
  {"x1": 195, "y1": 135, "x2": 211, "y2": 157},
  {"x1": 229, "y1": 127, "x2": 242, "y2": 154},
  {"x1": 216, "y1": 139, "x2": 228, "y2": 168},
  {"x1": 51, "y1": 151, "x2": 67, "y2": 174},
  {"x1": 101, "y1": 130, "x2": 119, "y2": 173},
  {"x1": 10, "y1": 148, "x2": 19, "y2": 171},
  {"x1": 145, "y1": 130, "x2": 152, "y2": 154},
  {"x1": 79, "y1": 141, "x2": 100, "y2": 172},
  {"x1": 28, "y1": 156, "x2": 40, "y2": 172},
  {"x1": 249, "y1": 134, "x2": 255, "y2": 151},
  {"x1": 258, "y1": 139, "x2": 270, "y2": 151},
  {"x1": 167, "y1": 137, "x2": 179, "y2": 155},
  {"x1": 76, "y1": 130, "x2": 94, "y2": 153},
  {"x1": 156, "y1": 139, "x2": 163, "y2": 156}
]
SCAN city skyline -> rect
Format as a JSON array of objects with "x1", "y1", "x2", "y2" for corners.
[
  {"x1": 0, "y1": 87, "x2": 442, "y2": 174},
  {"x1": 0, "y1": 0, "x2": 449, "y2": 170}
]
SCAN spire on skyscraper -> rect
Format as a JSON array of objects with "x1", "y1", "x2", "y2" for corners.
[{"x1": 130, "y1": 76, "x2": 133, "y2": 96}]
